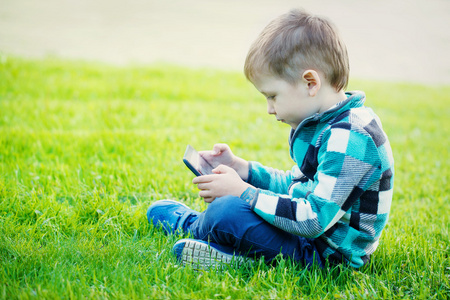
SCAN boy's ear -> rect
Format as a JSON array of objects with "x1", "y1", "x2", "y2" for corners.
[{"x1": 302, "y1": 70, "x2": 321, "y2": 97}]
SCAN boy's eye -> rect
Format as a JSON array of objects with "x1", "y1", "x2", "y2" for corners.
[{"x1": 266, "y1": 95, "x2": 276, "y2": 100}]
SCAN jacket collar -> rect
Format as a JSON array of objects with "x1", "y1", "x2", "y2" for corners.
[{"x1": 289, "y1": 91, "x2": 366, "y2": 145}]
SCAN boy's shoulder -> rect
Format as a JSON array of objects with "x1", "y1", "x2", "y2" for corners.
[
  {"x1": 325, "y1": 91, "x2": 384, "y2": 135},
  {"x1": 292, "y1": 91, "x2": 388, "y2": 147}
]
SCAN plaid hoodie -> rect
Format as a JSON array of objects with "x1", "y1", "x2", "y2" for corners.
[{"x1": 244, "y1": 91, "x2": 394, "y2": 268}]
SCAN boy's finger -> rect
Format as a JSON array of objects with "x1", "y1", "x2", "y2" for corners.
[
  {"x1": 203, "y1": 197, "x2": 214, "y2": 203},
  {"x1": 192, "y1": 174, "x2": 216, "y2": 184},
  {"x1": 213, "y1": 164, "x2": 233, "y2": 174},
  {"x1": 196, "y1": 183, "x2": 209, "y2": 190},
  {"x1": 199, "y1": 190, "x2": 213, "y2": 199},
  {"x1": 212, "y1": 143, "x2": 229, "y2": 155},
  {"x1": 198, "y1": 150, "x2": 214, "y2": 157}
]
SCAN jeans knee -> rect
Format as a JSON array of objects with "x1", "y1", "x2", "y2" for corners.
[
  {"x1": 209, "y1": 195, "x2": 241, "y2": 211},
  {"x1": 203, "y1": 195, "x2": 249, "y2": 229}
]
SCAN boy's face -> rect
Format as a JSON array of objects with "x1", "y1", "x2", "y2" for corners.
[{"x1": 252, "y1": 72, "x2": 322, "y2": 130}]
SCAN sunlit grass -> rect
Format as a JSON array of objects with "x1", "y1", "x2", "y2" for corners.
[{"x1": 1, "y1": 56, "x2": 449, "y2": 299}]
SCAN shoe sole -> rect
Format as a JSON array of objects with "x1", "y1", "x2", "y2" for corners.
[{"x1": 173, "y1": 239, "x2": 249, "y2": 270}]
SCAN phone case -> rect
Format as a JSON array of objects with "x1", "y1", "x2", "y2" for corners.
[{"x1": 183, "y1": 157, "x2": 202, "y2": 176}]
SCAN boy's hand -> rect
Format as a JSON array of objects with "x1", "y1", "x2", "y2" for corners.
[
  {"x1": 199, "y1": 144, "x2": 249, "y2": 181},
  {"x1": 192, "y1": 164, "x2": 251, "y2": 203}
]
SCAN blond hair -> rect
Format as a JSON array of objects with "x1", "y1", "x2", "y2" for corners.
[{"x1": 244, "y1": 9, "x2": 349, "y2": 91}]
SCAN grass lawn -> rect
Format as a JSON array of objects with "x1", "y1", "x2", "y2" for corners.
[{"x1": 0, "y1": 56, "x2": 449, "y2": 299}]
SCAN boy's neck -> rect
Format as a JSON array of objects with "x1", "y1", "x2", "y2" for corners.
[{"x1": 317, "y1": 85, "x2": 347, "y2": 114}]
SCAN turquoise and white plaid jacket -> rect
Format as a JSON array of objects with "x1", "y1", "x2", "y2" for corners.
[{"x1": 244, "y1": 91, "x2": 394, "y2": 268}]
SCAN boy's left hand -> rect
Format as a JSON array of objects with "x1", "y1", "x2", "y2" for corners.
[{"x1": 192, "y1": 164, "x2": 251, "y2": 203}]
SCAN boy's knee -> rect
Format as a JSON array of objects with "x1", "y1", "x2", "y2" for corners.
[
  {"x1": 209, "y1": 195, "x2": 242, "y2": 211},
  {"x1": 203, "y1": 195, "x2": 250, "y2": 228}
]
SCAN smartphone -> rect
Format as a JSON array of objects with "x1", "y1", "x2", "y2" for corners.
[{"x1": 183, "y1": 145, "x2": 215, "y2": 176}]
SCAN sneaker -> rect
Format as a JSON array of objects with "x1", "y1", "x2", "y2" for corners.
[
  {"x1": 147, "y1": 200, "x2": 200, "y2": 235},
  {"x1": 172, "y1": 238, "x2": 250, "y2": 269}
]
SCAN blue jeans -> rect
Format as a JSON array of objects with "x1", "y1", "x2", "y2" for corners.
[{"x1": 189, "y1": 195, "x2": 323, "y2": 268}]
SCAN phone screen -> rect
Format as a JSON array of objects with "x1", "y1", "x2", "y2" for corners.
[{"x1": 183, "y1": 145, "x2": 215, "y2": 176}]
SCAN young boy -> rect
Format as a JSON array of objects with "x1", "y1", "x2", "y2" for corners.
[{"x1": 147, "y1": 9, "x2": 394, "y2": 269}]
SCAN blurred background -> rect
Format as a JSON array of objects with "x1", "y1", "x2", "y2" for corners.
[{"x1": 1, "y1": 0, "x2": 449, "y2": 84}]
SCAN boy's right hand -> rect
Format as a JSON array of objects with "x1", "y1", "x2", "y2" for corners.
[{"x1": 199, "y1": 144, "x2": 249, "y2": 181}]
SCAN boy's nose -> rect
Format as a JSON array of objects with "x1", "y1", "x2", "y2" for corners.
[{"x1": 267, "y1": 103, "x2": 276, "y2": 115}]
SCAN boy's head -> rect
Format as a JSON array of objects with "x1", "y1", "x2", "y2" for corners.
[{"x1": 244, "y1": 9, "x2": 349, "y2": 92}]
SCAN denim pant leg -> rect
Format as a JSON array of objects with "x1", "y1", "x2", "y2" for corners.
[{"x1": 189, "y1": 195, "x2": 323, "y2": 267}]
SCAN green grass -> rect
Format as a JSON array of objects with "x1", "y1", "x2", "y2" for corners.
[{"x1": 1, "y1": 55, "x2": 449, "y2": 299}]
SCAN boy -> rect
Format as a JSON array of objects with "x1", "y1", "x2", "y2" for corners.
[{"x1": 147, "y1": 9, "x2": 394, "y2": 269}]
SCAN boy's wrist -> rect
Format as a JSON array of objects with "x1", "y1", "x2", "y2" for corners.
[{"x1": 232, "y1": 157, "x2": 250, "y2": 181}]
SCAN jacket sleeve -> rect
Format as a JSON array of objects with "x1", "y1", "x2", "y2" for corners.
[
  {"x1": 244, "y1": 123, "x2": 383, "y2": 238},
  {"x1": 247, "y1": 161, "x2": 295, "y2": 195}
]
